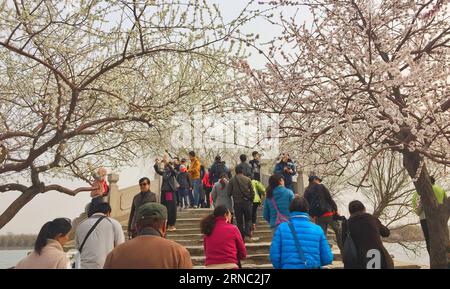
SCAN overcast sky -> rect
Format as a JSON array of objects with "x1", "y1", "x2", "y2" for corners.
[{"x1": 0, "y1": 1, "x2": 311, "y2": 235}]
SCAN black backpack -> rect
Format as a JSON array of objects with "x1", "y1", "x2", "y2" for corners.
[
  {"x1": 211, "y1": 162, "x2": 226, "y2": 181},
  {"x1": 305, "y1": 185, "x2": 327, "y2": 217}
]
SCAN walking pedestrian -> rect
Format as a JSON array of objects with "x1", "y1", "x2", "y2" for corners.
[
  {"x1": 75, "y1": 202, "x2": 125, "y2": 269},
  {"x1": 188, "y1": 151, "x2": 202, "y2": 208},
  {"x1": 227, "y1": 166, "x2": 255, "y2": 240},
  {"x1": 270, "y1": 197, "x2": 333, "y2": 269},
  {"x1": 201, "y1": 205, "x2": 247, "y2": 269},
  {"x1": 249, "y1": 151, "x2": 261, "y2": 181},
  {"x1": 211, "y1": 174, "x2": 233, "y2": 212},
  {"x1": 304, "y1": 175, "x2": 343, "y2": 252},
  {"x1": 209, "y1": 155, "x2": 230, "y2": 185},
  {"x1": 154, "y1": 158, "x2": 178, "y2": 231},
  {"x1": 273, "y1": 153, "x2": 296, "y2": 192},
  {"x1": 251, "y1": 179, "x2": 266, "y2": 232},
  {"x1": 236, "y1": 154, "x2": 252, "y2": 178},
  {"x1": 263, "y1": 174, "x2": 294, "y2": 231},
  {"x1": 202, "y1": 170, "x2": 213, "y2": 208},
  {"x1": 176, "y1": 165, "x2": 192, "y2": 209},
  {"x1": 127, "y1": 177, "x2": 157, "y2": 239},
  {"x1": 342, "y1": 200, "x2": 393, "y2": 269}
]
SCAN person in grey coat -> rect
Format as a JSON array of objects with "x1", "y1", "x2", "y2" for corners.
[{"x1": 211, "y1": 175, "x2": 233, "y2": 212}]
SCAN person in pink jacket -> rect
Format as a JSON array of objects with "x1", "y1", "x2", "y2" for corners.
[{"x1": 200, "y1": 205, "x2": 247, "y2": 269}]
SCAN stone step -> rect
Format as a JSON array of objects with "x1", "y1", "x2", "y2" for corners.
[
  {"x1": 186, "y1": 242, "x2": 272, "y2": 256},
  {"x1": 164, "y1": 228, "x2": 205, "y2": 234},
  {"x1": 191, "y1": 254, "x2": 271, "y2": 266},
  {"x1": 170, "y1": 235, "x2": 337, "y2": 247},
  {"x1": 177, "y1": 208, "x2": 214, "y2": 218},
  {"x1": 167, "y1": 233, "x2": 203, "y2": 240},
  {"x1": 175, "y1": 221, "x2": 270, "y2": 232},
  {"x1": 167, "y1": 230, "x2": 272, "y2": 242},
  {"x1": 167, "y1": 233, "x2": 283, "y2": 243},
  {"x1": 125, "y1": 228, "x2": 336, "y2": 248},
  {"x1": 190, "y1": 253, "x2": 341, "y2": 267},
  {"x1": 186, "y1": 243, "x2": 342, "y2": 263},
  {"x1": 194, "y1": 264, "x2": 274, "y2": 269},
  {"x1": 170, "y1": 220, "x2": 271, "y2": 230},
  {"x1": 120, "y1": 216, "x2": 268, "y2": 229},
  {"x1": 169, "y1": 234, "x2": 277, "y2": 244}
]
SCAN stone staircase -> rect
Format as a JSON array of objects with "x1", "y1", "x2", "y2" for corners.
[
  {"x1": 79, "y1": 206, "x2": 424, "y2": 269},
  {"x1": 118, "y1": 207, "x2": 341, "y2": 269},
  {"x1": 65, "y1": 172, "x2": 426, "y2": 269}
]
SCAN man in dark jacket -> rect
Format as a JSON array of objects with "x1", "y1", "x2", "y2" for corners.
[
  {"x1": 227, "y1": 166, "x2": 255, "y2": 239},
  {"x1": 249, "y1": 151, "x2": 261, "y2": 181},
  {"x1": 128, "y1": 177, "x2": 157, "y2": 238},
  {"x1": 209, "y1": 156, "x2": 229, "y2": 185},
  {"x1": 274, "y1": 153, "x2": 296, "y2": 191},
  {"x1": 342, "y1": 200, "x2": 393, "y2": 269},
  {"x1": 236, "y1": 154, "x2": 252, "y2": 178},
  {"x1": 304, "y1": 176, "x2": 343, "y2": 252}
]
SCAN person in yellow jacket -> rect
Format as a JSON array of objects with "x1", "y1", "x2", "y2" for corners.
[
  {"x1": 187, "y1": 151, "x2": 202, "y2": 208},
  {"x1": 251, "y1": 179, "x2": 266, "y2": 232},
  {"x1": 411, "y1": 176, "x2": 447, "y2": 254}
]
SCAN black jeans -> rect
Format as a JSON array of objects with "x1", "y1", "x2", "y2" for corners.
[
  {"x1": 252, "y1": 203, "x2": 260, "y2": 224},
  {"x1": 204, "y1": 187, "x2": 212, "y2": 208},
  {"x1": 316, "y1": 215, "x2": 343, "y2": 252},
  {"x1": 161, "y1": 191, "x2": 177, "y2": 226},
  {"x1": 420, "y1": 219, "x2": 430, "y2": 254},
  {"x1": 234, "y1": 201, "x2": 253, "y2": 239}
]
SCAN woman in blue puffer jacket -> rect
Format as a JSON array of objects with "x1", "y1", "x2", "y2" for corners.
[
  {"x1": 270, "y1": 196, "x2": 333, "y2": 269},
  {"x1": 263, "y1": 174, "x2": 295, "y2": 230}
]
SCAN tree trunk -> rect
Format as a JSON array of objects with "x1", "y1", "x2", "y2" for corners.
[
  {"x1": 0, "y1": 191, "x2": 36, "y2": 229},
  {"x1": 402, "y1": 150, "x2": 449, "y2": 269}
]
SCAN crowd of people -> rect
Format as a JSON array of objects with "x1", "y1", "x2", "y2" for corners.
[{"x1": 13, "y1": 150, "x2": 449, "y2": 269}]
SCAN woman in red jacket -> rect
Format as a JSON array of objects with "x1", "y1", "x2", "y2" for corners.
[
  {"x1": 202, "y1": 171, "x2": 213, "y2": 208},
  {"x1": 200, "y1": 205, "x2": 247, "y2": 269}
]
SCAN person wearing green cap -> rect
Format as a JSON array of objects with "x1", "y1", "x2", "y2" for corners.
[{"x1": 104, "y1": 202, "x2": 193, "y2": 269}]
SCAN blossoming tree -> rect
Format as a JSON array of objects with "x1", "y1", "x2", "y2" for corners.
[
  {"x1": 0, "y1": 0, "x2": 255, "y2": 229},
  {"x1": 236, "y1": 0, "x2": 450, "y2": 268}
]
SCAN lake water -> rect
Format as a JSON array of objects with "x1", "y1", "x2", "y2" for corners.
[
  {"x1": 0, "y1": 242, "x2": 430, "y2": 269},
  {"x1": 0, "y1": 249, "x2": 31, "y2": 269},
  {"x1": 384, "y1": 242, "x2": 429, "y2": 266}
]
